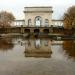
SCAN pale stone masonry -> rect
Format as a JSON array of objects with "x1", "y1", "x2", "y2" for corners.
[
  {"x1": 11, "y1": 6, "x2": 63, "y2": 27},
  {"x1": 24, "y1": 6, "x2": 53, "y2": 27}
]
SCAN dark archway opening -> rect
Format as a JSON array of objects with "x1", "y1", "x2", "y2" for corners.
[
  {"x1": 34, "y1": 29, "x2": 40, "y2": 38},
  {"x1": 34, "y1": 29, "x2": 40, "y2": 33},
  {"x1": 43, "y1": 29, "x2": 49, "y2": 33},
  {"x1": 25, "y1": 29, "x2": 30, "y2": 33}
]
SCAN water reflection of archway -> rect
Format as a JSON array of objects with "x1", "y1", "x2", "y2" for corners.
[
  {"x1": 24, "y1": 39, "x2": 52, "y2": 58},
  {"x1": 35, "y1": 39, "x2": 41, "y2": 48}
]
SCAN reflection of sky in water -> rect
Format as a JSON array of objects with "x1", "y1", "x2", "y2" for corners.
[{"x1": 51, "y1": 45, "x2": 67, "y2": 60}]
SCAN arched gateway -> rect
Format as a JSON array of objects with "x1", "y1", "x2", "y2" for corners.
[
  {"x1": 24, "y1": 7, "x2": 53, "y2": 27},
  {"x1": 35, "y1": 16, "x2": 42, "y2": 27}
]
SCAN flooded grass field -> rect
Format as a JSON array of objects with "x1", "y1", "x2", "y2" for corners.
[{"x1": 0, "y1": 36, "x2": 75, "y2": 75}]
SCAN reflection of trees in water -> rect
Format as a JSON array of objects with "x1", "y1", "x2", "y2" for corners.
[
  {"x1": 63, "y1": 41, "x2": 75, "y2": 59},
  {"x1": 0, "y1": 38, "x2": 14, "y2": 51}
]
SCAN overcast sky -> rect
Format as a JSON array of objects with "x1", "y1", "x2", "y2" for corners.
[{"x1": 0, "y1": 0, "x2": 75, "y2": 19}]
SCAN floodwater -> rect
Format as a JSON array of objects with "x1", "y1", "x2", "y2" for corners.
[{"x1": 0, "y1": 36, "x2": 75, "y2": 75}]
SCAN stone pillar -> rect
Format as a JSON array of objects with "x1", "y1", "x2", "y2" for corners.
[
  {"x1": 21, "y1": 27, "x2": 25, "y2": 34},
  {"x1": 49, "y1": 27, "x2": 53, "y2": 33},
  {"x1": 40, "y1": 29, "x2": 43, "y2": 33},
  {"x1": 30, "y1": 28, "x2": 34, "y2": 33}
]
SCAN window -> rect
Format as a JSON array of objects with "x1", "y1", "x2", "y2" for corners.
[
  {"x1": 45, "y1": 19, "x2": 49, "y2": 27},
  {"x1": 35, "y1": 16, "x2": 41, "y2": 27},
  {"x1": 28, "y1": 19, "x2": 31, "y2": 26}
]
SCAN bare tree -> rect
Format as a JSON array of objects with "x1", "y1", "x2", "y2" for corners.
[
  {"x1": 0, "y1": 11, "x2": 15, "y2": 27},
  {"x1": 63, "y1": 6, "x2": 75, "y2": 29}
]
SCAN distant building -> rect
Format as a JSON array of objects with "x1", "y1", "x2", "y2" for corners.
[
  {"x1": 24, "y1": 6, "x2": 53, "y2": 27},
  {"x1": 11, "y1": 6, "x2": 63, "y2": 27},
  {"x1": 11, "y1": 20, "x2": 25, "y2": 27},
  {"x1": 52, "y1": 20, "x2": 64, "y2": 27}
]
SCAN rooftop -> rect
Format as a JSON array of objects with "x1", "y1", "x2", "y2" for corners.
[{"x1": 24, "y1": 6, "x2": 53, "y2": 13}]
